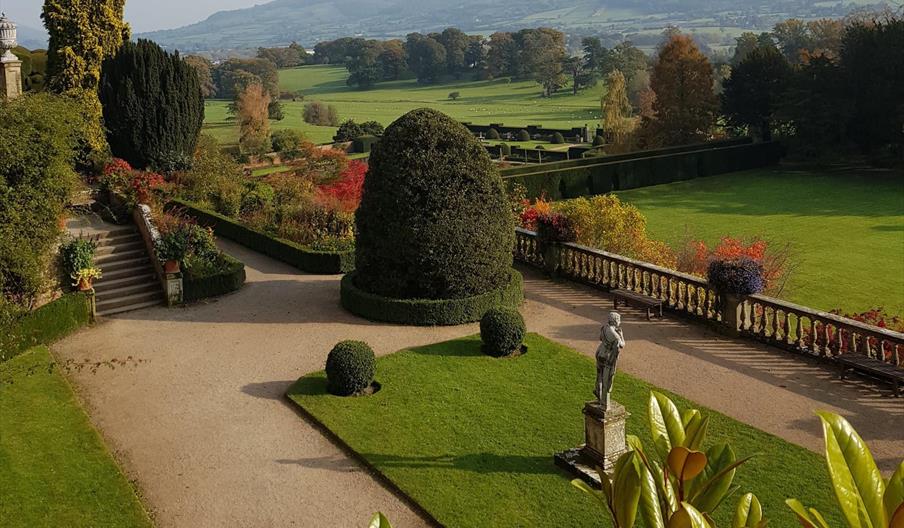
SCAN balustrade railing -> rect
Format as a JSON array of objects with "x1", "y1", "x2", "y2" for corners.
[{"x1": 514, "y1": 228, "x2": 904, "y2": 367}]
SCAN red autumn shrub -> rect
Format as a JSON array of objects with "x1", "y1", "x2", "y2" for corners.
[
  {"x1": 316, "y1": 160, "x2": 367, "y2": 211},
  {"x1": 519, "y1": 197, "x2": 552, "y2": 231},
  {"x1": 130, "y1": 171, "x2": 165, "y2": 204}
]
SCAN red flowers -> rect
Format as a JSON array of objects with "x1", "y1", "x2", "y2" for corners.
[{"x1": 316, "y1": 160, "x2": 367, "y2": 212}]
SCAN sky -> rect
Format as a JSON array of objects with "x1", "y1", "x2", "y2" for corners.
[{"x1": 0, "y1": 0, "x2": 267, "y2": 33}]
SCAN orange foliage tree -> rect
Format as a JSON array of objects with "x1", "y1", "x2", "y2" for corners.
[{"x1": 235, "y1": 83, "x2": 271, "y2": 156}]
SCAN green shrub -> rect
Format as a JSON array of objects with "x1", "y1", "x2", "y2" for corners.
[
  {"x1": 325, "y1": 340, "x2": 376, "y2": 396},
  {"x1": 487, "y1": 128, "x2": 500, "y2": 140},
  {"x1": 182, "y1": 253, "x2": 246, "y2": 302},
  {"x1": 334, "y1": 120, "x2": 365, "y2": 142},
  {"x1": 499, "y1": 143, "x2": 512, "y2": 156},
  {"x1": 267, "y1": 100, "x2": 284, "y2": 121},
  {"x1": 271, "y1": 129, "x2": 304, "y2": 155},
  {"x1": 355, "y1": 108, "x2": 515, "y2": 301},
  {"x1": 518, "y1": 129, "x2": 531, "y2": 142},
  {"x1": 303, "y1": 101, "x2": 339, "y2": 126},
  {"x1": 60, "y1": 236, "x2": 97, "y2": 276},
  {"x1": 480, "y1": 307, "x2": 526, "y2": 357},
  {"x1": 592, "y1": 135, "x2": 605, "y2": 146},
  {"x1": 240, "y1": 182, "x2": 275, "y2": 214},
  {"x1": 360, "y1": 121, "x2": 385, "y2": 136},
  {"x1": 341, "y1": 270, "x2": 523, "y2": 326},
  {"x1": 1, "y1": 293, "x2": 92, "y2": 363},
  {"x1": 551, "y1": 132, "x2": 565, "y2": 144}
]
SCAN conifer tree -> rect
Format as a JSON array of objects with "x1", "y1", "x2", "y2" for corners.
[{"x1": 99, "y1": 39, "x2": 204, "y2": 170}]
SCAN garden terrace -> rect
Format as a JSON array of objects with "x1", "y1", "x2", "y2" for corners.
[{"x1": 514, "y1": 228, "x2": 904, "y2": 370}]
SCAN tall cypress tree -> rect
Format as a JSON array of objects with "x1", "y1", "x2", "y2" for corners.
[{"x1": 99, "y1": 39, "x2": 205, "y2": 170}]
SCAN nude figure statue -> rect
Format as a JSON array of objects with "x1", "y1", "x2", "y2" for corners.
[{"x1": 594, "y1": 311, "x2": 625, "y2": 411}]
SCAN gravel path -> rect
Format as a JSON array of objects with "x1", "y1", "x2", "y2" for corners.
[{"x1": 54, "y1": 239, "x2": 903, "y2": 527}]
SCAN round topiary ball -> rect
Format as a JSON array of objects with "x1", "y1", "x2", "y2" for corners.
[
  {"x1": 355, "y1": 108, "x2": 515, "y2": 300},
  {"x1": 487, "y1": 128, "x2": 500, "y2": 140},
  {"x1": 480, "y1": 307, "x2": 526, "y2": 357},
  {"x1": 325, "y1": 340, "x2": 376, "y2": 396},
  {"x1": 592, "y1": 135, "x2": 605, "y2": 146},
  {"x1": 517, "y1": 129, "x2": 531, "y2": 142},
  {"x1": 551, "y1": 132, "x2": 565, "y2": 144}
]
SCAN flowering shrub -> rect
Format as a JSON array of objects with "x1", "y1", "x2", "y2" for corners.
[
  {"x1": 520, "y1": 197, "x2": 552, "y2": 231},
  {"x1": 536, "y1": 212, "x2": 576, "y2": 244},
  {"x1": 100, "y1": 158, "x2": 134, "y2": 191},
  {"x1": 707, "y1": 258, "x2": 765, "y2": 295},
  {"x1": 130, "y1": 171, "x2": 165, "y2": 204},
  {"x1": 316, "y1": 160, "x2": 367, "y2": 212},
  {"x1": 678, "y1": 236, "x2": 792, "y2": 295}
]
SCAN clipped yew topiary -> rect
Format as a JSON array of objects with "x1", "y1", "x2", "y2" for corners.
[
  {"x1": 325, "y1": 340, "x2": 376, "y2": 396},
  {"x1": 487, "y1": 128, "x2": 501, "y2": 140},
  {"x1": 355, "y1": 108, "x2": 516, "y2": 301},
  {"x1": 551, "y1": 132, "x2": 565, "y2": 144},
  {"x1": 480, "y1": 307, "x2": 526, "y2": 357},
  {"x1": 517, "y1": 129, "x2": 531, "y2": 142}
]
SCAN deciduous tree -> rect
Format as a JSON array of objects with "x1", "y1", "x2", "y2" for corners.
[
  {"x1": 236, "y1": 84, "x2": 272, "y2": 157},
  {"x1": 721, "y1": 46, "x2": 791, "y2": 141}
]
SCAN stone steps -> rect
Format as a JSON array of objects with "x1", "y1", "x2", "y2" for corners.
[{"x1": 90, "y1": 224, "x2": 164, "y2": 317}]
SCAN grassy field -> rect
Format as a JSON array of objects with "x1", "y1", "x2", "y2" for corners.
[
  {"x1": 615, "y1": 167, "x2": 904, "y2": 315},
  {"x1": 202, "y1": 65, "x2": 602, "y2": 146},
  {"x1": 0, "y1": 347, "x2": 152, "y2": 527},
  {"x1": 288, "y1": 333, "x2": 840, "y2": 528}
]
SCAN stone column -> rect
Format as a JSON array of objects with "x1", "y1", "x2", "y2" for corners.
[{"x1": 1, "y1": 58, "x2": 23, "y2": 101}]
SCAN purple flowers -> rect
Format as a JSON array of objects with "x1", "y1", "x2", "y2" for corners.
[{"x1": 707, "y1": 257, "x2": 765, "y2": 295}]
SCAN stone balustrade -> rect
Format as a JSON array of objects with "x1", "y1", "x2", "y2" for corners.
[{"x1": 514, "y1": 228, "x2": 904, "y2": 367}]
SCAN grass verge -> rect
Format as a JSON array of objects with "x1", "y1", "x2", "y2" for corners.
[
  {"x1": 287, "y1": 333, "x2": 840, "y2": 528},
  {"x1": 0, "y1": 346, "x2": 152, "y2": 528}
]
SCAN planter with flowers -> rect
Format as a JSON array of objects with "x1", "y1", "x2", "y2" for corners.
[
  {"x1": 535, "y1": 212, "x2": 576, "y2": 277},
  {"x1": 706, "y1": 257, "x2": 765, "y2": 334},
  {"x1": 155, "y1": 230, "x2": 189, "y2": 274},
  {"x1": 72, "y1": 267, "x2": 103, "y2": 292}
]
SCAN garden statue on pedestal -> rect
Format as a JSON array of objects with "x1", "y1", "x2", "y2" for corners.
[
  {"x1": 555, "y1": 311, "x2": 629, "y2": 483},
  {"x1": 595, "y1": 312, "x2": 625, "y2": 412}
]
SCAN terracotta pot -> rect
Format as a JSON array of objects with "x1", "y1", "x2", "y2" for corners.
[
  {"x1": 164, "y1": 260, "x2": 180, "y2": 274},
  {"x1": 78, "y1": 278, "x2": 93, "y2": 291}
]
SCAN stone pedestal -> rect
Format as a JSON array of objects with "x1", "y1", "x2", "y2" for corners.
[
  {"x1": 1, "y1": 59, "x2": 22, "y2": 101},
  {"x1": 555, "y1": 400, "x2": 629, "y2": 487},
  {"x1": 721, "y1": 293, "x2": 743, "y2": 337}
]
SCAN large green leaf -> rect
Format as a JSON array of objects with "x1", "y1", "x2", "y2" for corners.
[
  {"x1": 684, "y1": 413, "x2": 709, "y2": 452},
  {"x1": 817, "y1": 411, "x2": 886, "y2": 528},
  {"x1": 884, "y1": 461, "x2": 904, "y2": 522},
  {"x1": 732, "y1": 493, "x2": 764, "y2": 528},
  {"x1": 690, "y1": 443, "x2": 737, "y2": 513},
  {"x1": 785, "y1": 499, "x2": 831, "y2": 528},
  {"x1": 368, "y1": 512, "x2": 393, "y2": 528},
  {"x1": 635, "y1": 451, "x2": 667, "y2": 528},
  {"x1": 668, "y1": 502, "x2": 711, "y2": 528},
  {"x1": 612, "y1": 451, "x2": 644, "y2": 528},
  {"x1": 649, "y1": 392, "x2": 687, "y2": 461}
]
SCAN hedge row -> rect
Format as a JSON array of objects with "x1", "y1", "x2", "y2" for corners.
[
  {"x1": 352, "y1": 135, "x2": 380, "y2": 154},
  {"x1": 183, "y1": 254, "x2": 247, "y2": 303},
  {"x1": 1, "y1": 293, "x2": 92, "y2": 363},
  {"x1": 341, "y1": 270, "x2": 524, "y2": 326},
  {"x1": 506, "y1": 141, "x2": 783, "y2": 200},
  {"x1": 169, "y1": 199, "x2": 355, "y2": 274},
  {"x1": 499, "y1": 137, "x2": 753, "y2": 177}
]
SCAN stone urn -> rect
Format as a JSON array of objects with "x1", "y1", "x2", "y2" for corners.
[
  {"x1": 541, "y1": 242, "x2": 561, "y2": 278},
  {"x1": 164, "y1": 260, "x2": 180, "y2": 274}
]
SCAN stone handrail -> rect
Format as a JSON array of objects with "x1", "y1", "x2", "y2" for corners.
[
  {"x1": 514, "y1": 228, "x2": 903, "y2": 367},
  {"x1": 133, "y1": 204, "x2": 182, "y2": 306}
]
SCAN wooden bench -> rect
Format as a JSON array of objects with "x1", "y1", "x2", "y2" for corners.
[
  {"x1": 837, "y1": 354, "x2": 903, "y2": 397},
  {"x1": 611, "y1": 289, "x2": 663, "y2": 321}
]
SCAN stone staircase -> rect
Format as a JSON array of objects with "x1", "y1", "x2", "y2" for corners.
[{"x1": 92, "y1": 226, "x2": 164, "y2": 316}]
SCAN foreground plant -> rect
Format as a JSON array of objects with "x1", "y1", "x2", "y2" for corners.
[
  {"x1": 573, "y1": 391, "x2": 759, "y2": 527},
  {"x1": 786, "y1": 412, "x2": 904, "y2": 528}
]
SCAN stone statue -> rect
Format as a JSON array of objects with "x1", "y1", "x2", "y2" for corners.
[{"x1": 594, "y1": 311, "x2": 625, "y2": 411}]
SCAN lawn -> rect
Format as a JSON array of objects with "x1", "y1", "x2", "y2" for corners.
[
  {"x1": 615, "y1": 167, "x2": 904, "y2": 316},
  {"x1": 287, "y1": 334, "x2": 841, "y2": 528},
  {"x1": 203, "y1": 64, "x2": 602, "y2": 146},
  {"x1": 0, "y1": 347, "x2": 152, "y2": 528}
]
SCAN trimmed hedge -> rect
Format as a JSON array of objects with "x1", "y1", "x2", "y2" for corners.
[
  {"x1": 1, "y1": 293, "x2": 92, "y2": 363},
  {"x1": 325, "y1": 340, "x2": 376, "y2": 396},
  {"x1": 183, "y1": 254, "x2": 247, "y2": 303},
  {"x1": 169, "y1": 199, "x2": 354, "y2": 274},
  {"x1": 480, "y1": 307, "x2": 526, "y2": 357},
  {"x1": 341, "y1": 270, "x2": 524, "y2": 326},
  {"x1": 505, "y1": 141, "x2": 783, "y2": 200},
  {"x1": 352, "y1": 135, "x2": 380, "y2": 154}
]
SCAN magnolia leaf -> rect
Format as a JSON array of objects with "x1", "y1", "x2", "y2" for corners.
[
  {"x1": 634, "y1": 451, "x2": 667, "y2": 528},
  {"x1": 785, "y1": 499, "x2": 831, "y2": 528},
  {"x1": 732, "y1": 493, "x2": 764, "y2": 528},
  {"x1": 891, "y1": 503, "x2": 904, "y2": 528},
  {"x1": 668, "y1": 502, "x2": 711, "y2": 528},
  {"x1": 573, "y1": 478, "x2": 608, "y2": 510},
  {"x1": 612, "y1": 451, "x2": 644, "y2": 528},
  {"x1": 668, "y1": 446, "x2": 708, "y2": 481},
  {"x1": 650, "y1": 392, "x2": 687, "y2": 461},
  {"x1": 684, "y1": 414, "x2": 709, "y2": 452},
  {"x1": 817, "y1": 411, "x2": 886, "y2": 528},
  {"x1": 689, "y1": 443, "x2": 738, "y2": 512},
  {"x1": 369, "y1": 512, "x2": 393, "y2": 528},
  {"x1": 884, "y1": 461, "x2": 904, "y2": 522}
]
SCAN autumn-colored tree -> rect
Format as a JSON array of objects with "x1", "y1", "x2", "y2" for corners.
[
  {"x1": 235, "y1": 84, "x2": 271, "y2": 157},
  {"x1": 647, "y1": 34, "x2": 717, "y2": 146},
  {"x1": 600, "y1": 70, "x2": 634, "y2": 148}
]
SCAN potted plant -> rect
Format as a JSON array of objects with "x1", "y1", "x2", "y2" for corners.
[
  {"x1": 535, "y1": 212, "x2": 576, "y2": 277},
  {"x1": 707, "y1": 257, "x2": 765, "y2": 334},
  {"x1": 155, "y1": 231, "x2": 188, "y2": 274},
  {"x1": 72, "y1": 267, "x2": 102, "y2": 291}
]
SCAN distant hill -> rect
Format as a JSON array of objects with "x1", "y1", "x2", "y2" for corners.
[
  {"x1": 138, "y1": 0, "x2": 891, "y2": 53},
  {"x1": 17, "y1": 25, "x2": 48, "y2": 50}
]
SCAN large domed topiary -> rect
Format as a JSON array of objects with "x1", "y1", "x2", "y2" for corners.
[{"x1": 354, "y1": 108, "x2": 516, "y2": 301}]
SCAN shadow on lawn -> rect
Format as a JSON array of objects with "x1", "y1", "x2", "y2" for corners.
[
  {"x1": 409, "y1": 339, "x2": 483, "y2": 358},
  {"x1": 323, "y1": 452, "x2": 560, "y2": 475}
]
